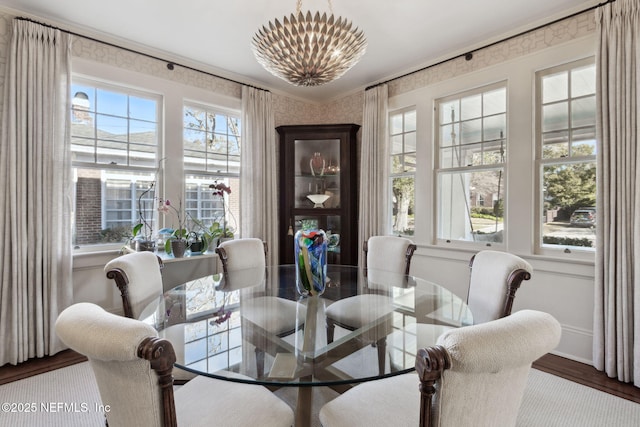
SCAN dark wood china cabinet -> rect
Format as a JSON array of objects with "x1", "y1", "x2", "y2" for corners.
[{"x1": 277, "y1": 124, "x2": 360, "y2": 265}]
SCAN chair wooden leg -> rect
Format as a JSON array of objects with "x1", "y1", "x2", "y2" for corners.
[
  {"x1": 326, "y1": 319, "x2": 335, "y2": 344},
  {"x1": 255, "y1": 348, "x2": 265, "y2": 379},
  {"x1": 376, "y1": 338, "x2": 386, "y2": 375}
]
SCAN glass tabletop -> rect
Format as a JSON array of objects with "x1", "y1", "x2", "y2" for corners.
[{"x1": 139, "y1": 265, "x2": 473, "y2": 387}]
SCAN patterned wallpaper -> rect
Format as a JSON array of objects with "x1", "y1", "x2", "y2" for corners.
[
  {"x1": 387, "y1": 11, "x2": 596, "y2": 97},
  {"x1": 0, "y1": 8, "x2": 595, "y2": 133}
]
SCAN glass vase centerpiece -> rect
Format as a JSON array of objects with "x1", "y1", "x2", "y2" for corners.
[{"x1": 294, "y1": 229, "x2": 328, "y2": 297}]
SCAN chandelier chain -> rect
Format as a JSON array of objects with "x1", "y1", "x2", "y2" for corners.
[{"x1": 296, "y1": 0, "x2": 334, "y2": 15}]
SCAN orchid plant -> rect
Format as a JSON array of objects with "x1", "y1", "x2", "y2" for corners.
[
  {"x1": 210, "y1": 181, "x2": 234, "y2": 239},
  {"x1": 158, "y1": 198, "x2": 193, "y2": 252}
]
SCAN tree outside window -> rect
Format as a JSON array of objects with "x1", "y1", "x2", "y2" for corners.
[
  {"x1": 183, "y1": 103, "x2": 241, "y2": 235},
  {"x1": 389, "y1": 109, "x2": 416, "y2": 236},
  {"x1": 537, "y1": 58, "x2": 596, "y2": 250},
  {"x1": 435, "y1": 83, "x2": 507, "y2": 244}
]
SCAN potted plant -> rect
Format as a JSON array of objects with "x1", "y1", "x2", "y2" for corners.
[
  {"x1": 191, "y1": 220, "x2": 224, "y2": 253},
  {"x1": 159, "y1": 199, "x2": 190, "y2": 258},
  {"x1": 130, "y1": 181, "x2": 157, "y2": 252},
  {"x1": 209, "y1": 181, "x2": 235, "y2": 243}
]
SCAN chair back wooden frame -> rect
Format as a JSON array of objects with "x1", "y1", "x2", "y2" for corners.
[
  {"x1": 216, "y1": 241, "x2": 268, "y2": 275},
  {"x1": 468, "y1": 253, "x2": 531, "y2": 320},
  {"x1": 105, "y1": 254, "x2": 164, "y2": 319},
  {"x1": 363, "y1": 239, "x2": 417, "y2": 275}
]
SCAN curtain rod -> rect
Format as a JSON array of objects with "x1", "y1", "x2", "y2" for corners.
[
  {"x1": 14, "y1": 16, "x2": 270, "y2": 93},
  {"x1": 366, "y1": 0, "x2": 616, "y2": 91}
]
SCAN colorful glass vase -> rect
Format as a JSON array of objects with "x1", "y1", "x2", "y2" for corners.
[{"x1": 294, "y1": 229, "x2": 328, "y2": 296}]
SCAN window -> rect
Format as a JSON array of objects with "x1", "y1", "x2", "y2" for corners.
[
  {"x1": 389, "y1": 109, "x2": 416, "y2": 235},
  {"x1": 183, "y1": 103, "x2": 241, "y2": 235},
  {"x1": 71, "y1": 80, "x2": 161, "y2": 247},
  {"x1": 435, "y1": 82, "x2": 507, "y2": 245},
  {"x1": 536, "y1": 58, "x2": 596, "y2": 251}
]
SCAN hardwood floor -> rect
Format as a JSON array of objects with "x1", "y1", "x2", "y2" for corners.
[
  {"x1": 532, "y1": 353, "x2": 640, "y2": 403},
  {"x1": 1, "y1": 350, "x2": 639, "y2": 404},
  {"x1": 0, "y1": 350, "x2": 87, "y2": 386}
]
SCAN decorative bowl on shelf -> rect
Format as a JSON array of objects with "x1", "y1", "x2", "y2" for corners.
[{"x1": 307, "y1": 194, "x2": 330, "y2": 208}]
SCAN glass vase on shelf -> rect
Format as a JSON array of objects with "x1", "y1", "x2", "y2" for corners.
[
  {"x1": 294, "y1": 229, "x2": 328, "y2": 297},
  {"x1": 310, "y1": 152, "x2": 325, "y2": 176}
]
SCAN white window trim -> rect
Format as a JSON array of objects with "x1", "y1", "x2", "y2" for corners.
[
  {"x1": 534, "y1": 56, "x2": 596, "y2": 257},
  {"x1": 434, "y1": 81, "x2": 508, "y2": 249}
]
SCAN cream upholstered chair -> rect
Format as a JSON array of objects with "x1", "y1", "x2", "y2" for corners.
[
  {"x1": 104, "y1": 251, "x2": 196, "y2": 383},
  {"x1": 216, "y1": 238, "x2": 304, "y2": 378},
  {"x1": 319, "y1": 309, "x2": 561, "y2": 427},
  {"x1": 55, "y1": 302, "x2": 294, "y2": 427},
  {"x1": 216, "y1": 237, "x2": 268, "y2": 273},
  {"x1": 465, "y1": 250, "x2": 532, "y2": 324},
  {"x1": 363, "y1": 235, "x2": 417, "y2": 273},
  {"x1": 325, "y1": 236, "x2": 416, "y2": 374},
  {"x1": 408, "y1": 250, "x2": 533, "y2": 368},
  {"x1": 104, "y1": 251, "x2": 164, "y2": 319}
]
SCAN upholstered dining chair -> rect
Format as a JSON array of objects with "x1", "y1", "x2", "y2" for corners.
[
  {"x1": 104, "y1": 250, "x2": 195, "y2": 383},
  {"x1": 216, "y1": 238, "x2": 305, "y2": 378},
  {"x1": 56, "y1": 302, "x2": 294, "y2": 427},
  {"x1": 104, "y1": 250, "x2": 164, "y2": 319},
  {"x1": 319, "y1": 309, "x2": 561, "y2": 427},
  {"x1": 325, "y1": 235, "x2": 417, "y2": 375},
  {"x1": 407, "y1": 250, "x2": 533, "y2": 368},
  {"x1": 465, "y1": 249, "x2": 533, "y2": 324}
]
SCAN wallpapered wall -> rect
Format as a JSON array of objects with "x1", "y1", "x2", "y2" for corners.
[
  {"x1": 387, "y1": 11, "x2": 595, "y2": 98},
  {"x1": 0, "y1": 7, "x2": 594, "y2": 135}
]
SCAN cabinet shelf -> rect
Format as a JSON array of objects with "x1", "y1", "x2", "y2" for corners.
[{"x1": 277, "y1": 124, "x2": 360, "y2": 265}]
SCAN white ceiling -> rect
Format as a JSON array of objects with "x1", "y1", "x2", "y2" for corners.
[{"x1": 0, "y1": 0, "x2": 597, "y2": 102}]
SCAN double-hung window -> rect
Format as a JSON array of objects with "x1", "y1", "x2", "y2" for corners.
[
  {"x1": 389, "y1": 109, "x2": 416, "y2": 236},
  {"x1": 70, "y1": 79, "x2": 161, "y2": 247},
  {"x1": 435, "y1": 82, "x2": 507, "y2": 245},
  {"x1": 536, "y1": 58, "x2": 596, "y2": 251},
  {"x1": 183, "y1": 103, "x2": 241, "y2": 233}
]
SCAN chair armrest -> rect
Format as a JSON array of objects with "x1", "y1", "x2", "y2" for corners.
[{"x1": 415, "y1": 345, "x2": 451, "y2": 427}]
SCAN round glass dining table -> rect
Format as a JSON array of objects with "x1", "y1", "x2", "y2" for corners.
[{"x1": 139, "y1": 264, "x2": 472, "y2": 425}]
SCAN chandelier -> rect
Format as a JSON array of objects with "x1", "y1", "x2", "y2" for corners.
[{"x1": 251, "y1": 0, "x2": 367, "y2": 87}]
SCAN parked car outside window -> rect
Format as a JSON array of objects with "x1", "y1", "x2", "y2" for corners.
[{"x1": 570, "y1": 207, "x2": 596, "y2": 227}]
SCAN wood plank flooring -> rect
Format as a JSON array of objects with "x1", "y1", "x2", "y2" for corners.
[{"x1": 1, "y1": 350, "x2": 639, "y2": 404}]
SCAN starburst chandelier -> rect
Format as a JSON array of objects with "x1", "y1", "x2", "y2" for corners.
[{"x1": 251, "y1": 0, "x2": 367, "y2": 87}]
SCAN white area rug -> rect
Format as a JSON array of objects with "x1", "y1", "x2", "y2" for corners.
[
  {"x1": 0, "y1": 361, "x2": 638, "y2": 426},
  {"x1": 517, "y1": 369, "x2": 640, "y2": 427}
]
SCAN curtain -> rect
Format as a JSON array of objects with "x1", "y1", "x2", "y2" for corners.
[
  {"x1": 0, "y1": 20, "x2": 73, "y2": 365},
  {"x1": 240, "y1": 86, "x2": 278, "y2": 266},
  {"x1": 593, "y1": 0, "x2": 640, "y2": 386},
  {"x1": 358, "y1": 84, "x2": 389, "y2": 267}
]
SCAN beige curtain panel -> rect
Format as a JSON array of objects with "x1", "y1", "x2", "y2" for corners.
[
  {"x1": 593, "y1": 0, "x2": 640, "y2": 387},
  {"x1": 358, "y1": 84, "x2": 390, "y2": 266},
  {"x1": 0, "y1": 19, "x2": 73, "y2": 366},
  {"x1": 240, "y1": 86, "x2": 279, "y2": 266}
]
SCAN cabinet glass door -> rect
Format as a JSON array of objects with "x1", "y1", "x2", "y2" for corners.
[{"x1": 294, "y1": 139, "x2": 341, "y2": 209}]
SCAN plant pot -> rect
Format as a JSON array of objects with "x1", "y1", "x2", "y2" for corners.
[
  {"x1": 219, "y1": 237, "x2": 234, "y2": 245},
  {"x1": 134, "y1": 239, "x2": 156, "y2": 252},
  {"x1": 171, "y1": 240, "x2": 188, "y2": 258},
  {"x1": 189, "y1": 240, "x2": 204, "y2": 254}
]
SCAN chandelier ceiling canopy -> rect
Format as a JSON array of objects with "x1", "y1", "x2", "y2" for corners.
[{"x1": 251, "y1": 1, "x2": 367, "y2": 87}]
